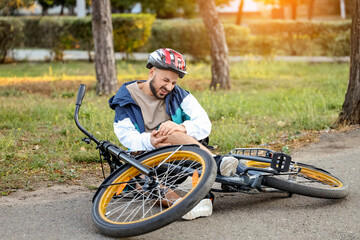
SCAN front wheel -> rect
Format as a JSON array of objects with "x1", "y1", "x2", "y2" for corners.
[
  {"x1": 242, "y1": 160, "x2": 349, "y2": 199},
  {"x1": 92, "y1": 145, "x2": 216, "y2": 237}
]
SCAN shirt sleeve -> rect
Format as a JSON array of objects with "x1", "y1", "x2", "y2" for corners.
[
  {"x1": 180, "y1": 93, "x2": 211, "y2": 140},
  {"x1": 114, "y1": 118, "x2": 155, "y2": 151},
  {"x1": 113, "y1": 105, "x2": 154, "y2": 151}
]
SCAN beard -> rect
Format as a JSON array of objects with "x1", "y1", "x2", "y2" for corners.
[
  {"x1": 149, "y1": 76, "x2": 161, "y2": 99},
  {"x1": 149, "y1": 75, "x2": 169, "y2": 99}
]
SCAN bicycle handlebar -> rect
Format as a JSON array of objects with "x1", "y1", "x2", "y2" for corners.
[
  {"x1": 74, "y1": 84, "x2": 100, "y2": 145},
  {"x1": 76, "y1": 84, "x2": 86, "y2": 106}
]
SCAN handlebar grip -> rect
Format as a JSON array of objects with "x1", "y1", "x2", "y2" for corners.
[{"x1": 76, "y1": 84, "x2": 86, "y2": 106}]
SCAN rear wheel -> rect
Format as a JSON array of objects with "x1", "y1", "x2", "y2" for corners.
[
  {"x1": 241, "y1": 160, "x2": 349, "y2": 199},
  {"x1": 92, "y1": 145, "x2": 216, "y2": 237}
]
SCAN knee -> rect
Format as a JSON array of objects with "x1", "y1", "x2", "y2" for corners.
[{"x1": 164, "y1": 131, "x2": 196, "y2": 145}]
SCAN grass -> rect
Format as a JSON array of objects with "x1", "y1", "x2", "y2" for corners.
[{"x1": 0, "y1": 59, "x2": 349, "y2": 194}]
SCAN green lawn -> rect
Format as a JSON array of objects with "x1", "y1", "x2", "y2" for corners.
[{"x1": 0, "y1": 60, "x2": 349, "y2": 194}]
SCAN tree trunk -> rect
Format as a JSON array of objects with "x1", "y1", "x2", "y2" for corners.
[
  {"x1": 91, "y1": 0, "x2": 118, "y2": 95},
  {"x1": 291, "y1": 0, "x2": 297, "y2": 20},
  {"x1": 60, "y1": 4, "x2": 64, "y2": 16},
  {"x1": 308, "y1": 0, "x2": 314, "y2": 20},
  {"x1": 197, "y1": 0, "x2": 230, "y2": 90},
  {"x1": 42, "y1": 7, "x2": 48, "y2": 16},
  {"x1": 338, "y1": 0, "x2": 360, "y2": 125},
  {"x1": 236, "y1": 0, "x2": 244, "y2": 25}
]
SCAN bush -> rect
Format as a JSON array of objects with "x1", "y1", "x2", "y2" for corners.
[
  {"x1": 22, "y1": 17, "x2": 42, "y2": 48},
  {"x1": 22, "y1": 16, "x2": 75, "y2": 61},
  {"x1": 20, "y1": 14, "x2": 155, "y2": 61},
  {"x1": 67, "y1": 17, "x2": 93, "y2": 61},
  {"x1": 0, "y1": 17, "x2": 24, "y2": 63},
  {"x1": 148, "y1": 19, "x2": 351, "y2": 58},
  {"x1": 248, "y1": 20, "x2": 351, "y2": 56},
  {"x1": 149, "y1": 19, "x2": 210, "y2": 60},
  {"x1": 38, "y1": 17, "x2": 74, "y2": 61},
  {"x1": 149, "y1": 20, "x2": 251, "y2": 60},
  {"x1": 112, "y1": 14, "x2": 155, "y2": 56},
  {"x1": 224, "y1": 24, "x2": 251, "y2": 55},
  {"x1": 16, "y1": 17, "x2": 351, "y2": 61}
]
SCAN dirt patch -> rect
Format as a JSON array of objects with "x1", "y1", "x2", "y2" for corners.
[
  {"x1": 0, "y1": 185, "x2": 93, "y2": 206},
  {"x1": 0, "y1": 80, "x2": 96, "y2": 96},
  {"x1": 0, "y1": 167, "x2": 104, "y2": 204}
]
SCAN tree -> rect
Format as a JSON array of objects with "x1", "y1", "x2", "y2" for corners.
[
  {"x1": 0, "y1": 0, "x2": 34, "y2": 15},
  {"x1": 91, "y1": 0, "x2": 118, "y2": 95},
  {"x1": 255, "y1": 0, "x2": 299, "y2": 19},
  {"x1": 197, "y1": 0, "x2": 230, "y2": 90},
  {"x1": 139, "y1": 0, "x2": 197, "y2": 18},
  {"x1": 38, "y1": 0, "x2": 54, "y2": 15},
  {"x1": 111, "y1": 0, "x2": 136, "y2": 13},
  {"x1": 338, "y1": 0, "x2": 360, "y2": 125},
  {"x1": 215, "y1": 0, "x2": 244, "y2": 25},
  {"x1": 308, "y1": 0, "x2": 315, "y2": 20},
  {"x1": 236, "y1": 0, "x2": 245, "y2": 25},
  {"x1": 53, "y1": 0, "x2": 76, "y2": 15}
]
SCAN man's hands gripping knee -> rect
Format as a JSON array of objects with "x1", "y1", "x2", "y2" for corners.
[
  {"x1": 158, "y1": 121, "x2": 186, "y2": 136},
  {"x1": 150, "y1": 130, "x2": 170, "y2": 148},
  {"x1": 150, "y1": 121, "x2": 186, "y2": 148}
]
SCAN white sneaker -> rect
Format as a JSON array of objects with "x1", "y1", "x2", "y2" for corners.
[
  {"x1": 219, "y1": 156, "x2": 238, "y2": 177},
  {"x1": 182, "y1": 199, "x2": 213, "y2": 220}
]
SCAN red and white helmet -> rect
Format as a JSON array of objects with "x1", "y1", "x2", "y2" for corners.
[{"x1": 146, "y1": 48, "x2": 188, "y2": 78}]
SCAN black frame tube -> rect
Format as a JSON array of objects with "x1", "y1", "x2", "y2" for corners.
[{"x1": 232, "y1": 154, "x2": 273, "y2": 163}]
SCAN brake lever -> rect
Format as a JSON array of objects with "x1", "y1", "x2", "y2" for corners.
[{"x1": 82, "y1": 137, "x2": 91, "y2": 144}]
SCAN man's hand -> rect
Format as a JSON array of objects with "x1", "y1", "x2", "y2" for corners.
[
  {"x1": 158, "y1": 121, "x2": 186, "y2": 136},
  {"x1": 150, "y1": 130, "x2": 171, "y2": 148}
]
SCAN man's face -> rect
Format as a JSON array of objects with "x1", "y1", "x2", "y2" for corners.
[{"x1": 149, "y1": 69, "x2": 178, "y2": 99}]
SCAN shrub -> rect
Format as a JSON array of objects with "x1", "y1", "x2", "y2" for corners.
[
  {"x1": 17, "y1": 17, "x2": 351, "y2": 61},
  {"x1": 22, "y1": 16, "x2": 75, "y2": 61},
  {"x1": 21, "y1": 17, "x2": 42, "y2": 48},
  {"x1": 0, "y1": 17, "x2": 24, "y2": 63},
  {"x1": 21, "y1": 14, "x2": 155, "y2": 61},
  {"x1": 223, "y1": 24, "x2": 251, "y2": 56},
  {"x1": 248, "y1": 20, "x2": 351, "y2": 56},
  {"x1": 149, "y1": 19, "x2": 210, "y2": 60},
  {"x1": 112, "y1": 14, "x2": 155, "y2": 56},
  {"x1": 149, "y1": 20, "x2": 251, "y2": 60},
  {"x1": 67, "y1": 17, "x2": 93, "y2": 61}
]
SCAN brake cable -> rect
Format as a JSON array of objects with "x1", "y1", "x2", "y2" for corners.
[{"x1": 98, "y1": 148, "x2": 106, "y2": 179}]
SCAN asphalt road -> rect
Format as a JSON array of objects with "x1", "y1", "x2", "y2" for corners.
[{"x1": 1, "y1": 128, "x2": 359, "y2": 240}]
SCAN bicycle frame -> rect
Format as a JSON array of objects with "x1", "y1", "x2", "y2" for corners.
[{"x1": 214, "y1": 150, "x2": 299, "y2": 192}]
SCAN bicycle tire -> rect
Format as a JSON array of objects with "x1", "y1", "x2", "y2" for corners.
[
  {"x1": 241, "y1": 160, "x2": 349, "y2": 199},
  {"x1": 92, "y1": 145, "x2": 216, "y2": 237}
]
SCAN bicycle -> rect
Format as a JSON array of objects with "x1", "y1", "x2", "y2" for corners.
[{"x1": 74, "y1": 84, "x2": 349, "y2": 237}]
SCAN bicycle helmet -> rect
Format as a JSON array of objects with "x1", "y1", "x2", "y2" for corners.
[{"x1": 146, "y1": 48, "x2": 188, "y2": 78}]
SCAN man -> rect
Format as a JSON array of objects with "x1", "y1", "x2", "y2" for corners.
[{"x1": 109, "y1": 48, "x2": 238, "y2": 220}]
